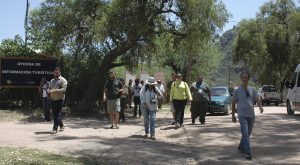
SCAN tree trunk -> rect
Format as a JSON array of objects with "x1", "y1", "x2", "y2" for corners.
[{"x1": 73, "y1": 37, "x2": 138, "y2": 113}]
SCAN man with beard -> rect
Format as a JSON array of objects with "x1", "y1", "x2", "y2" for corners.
[{"x1": 48, "y1": 67, "x2": 67, "y2": 134}]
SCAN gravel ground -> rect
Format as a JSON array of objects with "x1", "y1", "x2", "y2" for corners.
[{"x1": 1, "y1": 106, "x2": 300, "y2": 165}]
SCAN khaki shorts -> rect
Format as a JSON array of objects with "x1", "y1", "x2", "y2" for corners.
[
  {"x1": 107, "y1": 99, "x2": 121, "y2": 113},
  {"x1": 170, "y1": 102, "x2": 175, "y2": 112}
]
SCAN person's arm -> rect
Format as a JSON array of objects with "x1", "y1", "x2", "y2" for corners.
[
  {"x1": 38, "y1": 83, "x2": 42, "y2": 94},
  {"x1": 140, "y1": 86, "x2": 146, "y2": 103},
  {"x1": 185, "y1": 82, "x2": 192, "y2": 102},
  {"x1": 103, "y1": 90, "x2": 107, "y2": 101},
  {"x1": 170, "y1": 82, "x2": 174, "y2": 102},
  {"x1": 155, "y1": 86, "x2": 163, "y2": 97},
  {"x1": 161, "y1": 85, "x2": 165, "y2": 94},
  {"x1": 206, "y1": 85, "x2": 211, "y2": 103},
  {"x1": 232, "y1": 92, "x2": 237, "y2": 123},
  {"x1": 140, "y1": 86, "x2": 148, "y2": 108},
  {"x1": 103, "y1": 81, "x2": 108, "y2": 101},
  {"x1": 51, "y1": 78, "x2": 67, "y2": 93}
]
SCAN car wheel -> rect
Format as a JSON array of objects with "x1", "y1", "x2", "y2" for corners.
[
  {"x1": 287, "y1": 100, "x2": 294, "y2": 115},
  {"x1": 275, "y1": 102, "x2": 279, "y2": 106},
  {"x1": 224, "y1": 104, "x2": 230, "y2": 115}
]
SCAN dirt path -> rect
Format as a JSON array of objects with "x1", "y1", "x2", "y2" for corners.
[{"x1": 1, "y1": 106, "x2": 300, "y2": 164}]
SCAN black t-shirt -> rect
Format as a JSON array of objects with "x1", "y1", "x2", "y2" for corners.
[{"x1": 105, "y1": 78, "x2": 123, "y2": 100}]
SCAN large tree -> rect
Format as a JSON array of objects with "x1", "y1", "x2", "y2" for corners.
[
  {"x1": 28, "y1": 0, "x2": 229, "y2": 112},
  {"x1": 153, "y1": 0, "x2": 229, "y2": 83},
  {"x1": 233, "y1": 0, "x2": 300, "y2": 89}
]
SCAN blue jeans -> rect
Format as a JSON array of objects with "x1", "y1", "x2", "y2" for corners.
[
  {"x1": 142, "y1": 107, "x2": 156, "y2": 135},
  {"x1": 238, "y1": 116, "x2": 255, "y2": 154}
]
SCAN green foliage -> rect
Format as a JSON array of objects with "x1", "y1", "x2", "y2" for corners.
[
  {"x1": 151, "y1": 0, "x2": 230, "y2": 83},
  {"x1": 24, "y1": 0, "x2": 230, "y2": 110},
  {"x1": 0, "y1": 35, "x2": 37, "y2": 57},
  {"x1": 233, "y1": 0, "x2": 300, "y2": 88}
]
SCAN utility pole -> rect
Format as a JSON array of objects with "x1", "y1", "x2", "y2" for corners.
[{"x1": 24, "y1": 0, "x2": 29, "y2": 45}]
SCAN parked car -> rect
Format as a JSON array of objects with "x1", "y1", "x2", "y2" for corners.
[
  {"x1": 257, "y1": 85, "x2": 281, "y2": 106},
  {"x1": 209, "y1": 86, "x2": 232, "y2": 115},
  {"x1": 286, "y1": 64, "x2": 300, "y2": 115}
]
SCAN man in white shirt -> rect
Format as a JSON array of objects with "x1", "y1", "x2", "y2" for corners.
[{"x1": 132, "y1": 78, "x2": 143, "y2": 117}]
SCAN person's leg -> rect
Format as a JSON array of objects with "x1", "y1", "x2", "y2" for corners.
[
  {"x1": 42, "y1": 97, "x2": 47, "y2": 120},
  {"x1": 158, "y1": 97, "x2": 162, "y2": 109},
  {"x1": 51, "y1": 100, "x2": 59, "y2": 132},
  {"x1": 114, "y1": 99, "x2": 121, "y2": 128},
  {"x1": 133, "y1": 97, "x2": 138, "y2": 117},
  {"x1": 119, "y1": 98, "x2": 125, "y2": 122},
  {"x1": 172, "y1": 112, "x2": 175, "y2": 124},
  {"x1": 238, "y1": 117, "x2": 251, "y2": 154},
  {"x1": 137, "y1": 97, "x2": 141, "y2": 117},
  {"x1": 190, "y1": 101, "x2": 196, "y2": 124},
  {"x1": 115, "y1": 112, "x2": 120, "y2": 128},
  {"x1": 179, "y1": 100, "x2": 187, "y2": 126},
  {"x1": 149, "y1": 110, "x2": 156, "y2": 140},
  {"x1": 172, "y1": 100, "x2": 180, "y2": 127},
  {"x1": 45, "y1": 98, "x2": 51, "y2": 121},
  {"x1": 57, "y1": 99, "x2": 64, "y2": 129},
  {"x1": 200, "y1": 102, "x2": 208, "y2": 124},
  {"x1": 170, "y1": 102, "x2": 175, "y2": 125},
  {"x1": 143, "y1": 108, "x2": 150, "y2": 135},
  {"x1": 248, "y1": 117, "x2": 255, "y2": 136},
  {"x1": 109, "y1": 113, "x2": 114, "y2": 128},
  {"x1": 245, "y1": 117, "x2": 255, "y2": 154},
  {"x1": 128, "y1": 94, "x2": 132, "y2": 108}
]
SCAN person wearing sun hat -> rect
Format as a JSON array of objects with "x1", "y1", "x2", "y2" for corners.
[{"x1": 140, "y1": 77, "x2": 163, "y2": 140}]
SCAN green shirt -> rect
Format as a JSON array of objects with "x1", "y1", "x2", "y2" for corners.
[{"x1": 170, "y1": 81, "x2": 192, "y2": 101}]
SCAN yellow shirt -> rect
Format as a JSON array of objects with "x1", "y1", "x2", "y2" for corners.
[{"x1": 170, "y1": 81, "x2": 192, "y2": 101}]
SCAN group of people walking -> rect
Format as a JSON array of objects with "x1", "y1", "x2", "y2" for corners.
[
  {"x1": 40, "y1": 69, "x2": 264, "y2": 160},
  {"x1": 103, "y1": 71, "x2": 213, "y2": 140},
  {"x1": 103, "y1": 70, "x2": 264, "y2": 160}
]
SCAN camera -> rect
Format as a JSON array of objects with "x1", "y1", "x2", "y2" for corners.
[{"x1": 150, "y1": 98, "x2": 156, "y2": 104}]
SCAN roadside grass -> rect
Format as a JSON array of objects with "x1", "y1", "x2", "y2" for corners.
[
  {"x1": 0, "y1": 109, "x2": 42, "y2": 122},
  {"x1": 0, "y1": 147, "x2": 101, "y2": 165}
]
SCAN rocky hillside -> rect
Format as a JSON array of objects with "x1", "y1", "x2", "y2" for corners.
[{"x1": 210, "y1": 28, "x2": 248, "y2": 87}]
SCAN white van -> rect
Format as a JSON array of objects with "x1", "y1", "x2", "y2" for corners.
[{"x1": 286, "y1": 64, "x2": 300, "y2": 115}]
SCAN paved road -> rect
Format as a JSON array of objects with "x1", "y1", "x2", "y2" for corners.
[{"x1": 1, "y1": 106, "x2": 300, "y2": 164}]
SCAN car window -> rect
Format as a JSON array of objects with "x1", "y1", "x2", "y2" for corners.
[
  {"x1": 211, "y1": 88, "x2": 227, "y2": 96},
  {"x1": 262, "y1": 86, "x2": 277, "y2": 92}
]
